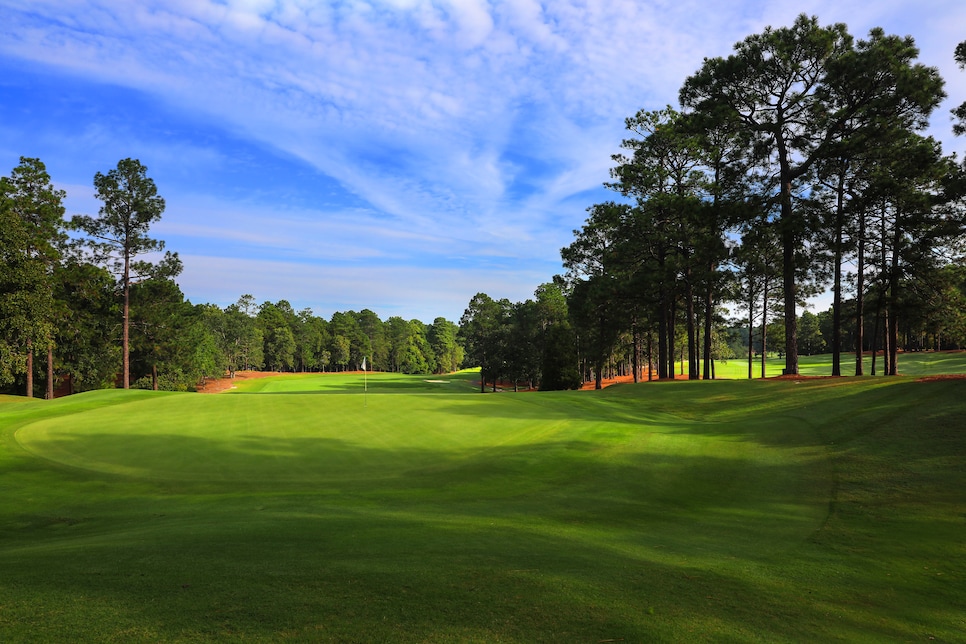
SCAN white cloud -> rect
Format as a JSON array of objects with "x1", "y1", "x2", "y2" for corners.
[{"x1": 3, "y1": 0, "x2": 965, "y2": 318}]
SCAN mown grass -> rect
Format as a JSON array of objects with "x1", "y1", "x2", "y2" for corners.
[
  {"x1": 696, "y1": 349, "x2": 966, "y2": 379},
  {"x1": 1, "y1": 365, "x2": 964, "y2": 642}
]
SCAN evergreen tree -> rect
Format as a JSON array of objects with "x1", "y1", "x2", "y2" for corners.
[
  {"x1": 71, "y1": 158, "x2": 180, "y2": 388},
  {"x1": 0, "y1": 157, "x2": 66, "y2": 396},
  {"x1": 681, "y1": 15, "x2": 945, "y2": 374}
]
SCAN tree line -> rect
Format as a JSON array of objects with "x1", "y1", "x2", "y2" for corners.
[
  {"x1": 5, "y1": 17, "x2": 966, "y2": 396},
  {"x1": 460, "y1": 17, "x2": 966, "y2": 388},
  {"x1": 0, "y1": 157, "x2": 463, "y2": 396}
]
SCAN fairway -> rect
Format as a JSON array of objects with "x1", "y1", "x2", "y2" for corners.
[
  {"x1": 685, "y1": 349, "x2": 966, "y2": 379},
  {"x1": 2, "y1": 370, "x2": 965, "y2": 641}
]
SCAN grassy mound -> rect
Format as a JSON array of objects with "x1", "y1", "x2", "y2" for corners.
[{"x1": 1, "y1": 371, "x2": 963, "y2": 641}]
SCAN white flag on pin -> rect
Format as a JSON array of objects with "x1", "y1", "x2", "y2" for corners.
[{"x1": 361, "y1": 357, "x2": 367, "y2": 371}]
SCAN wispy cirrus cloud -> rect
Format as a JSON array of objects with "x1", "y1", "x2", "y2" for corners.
[{"x1": 1, "y1": 0, "x2": 963, "y2": 320}]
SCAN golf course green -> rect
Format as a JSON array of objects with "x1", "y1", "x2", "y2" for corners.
[{"x1": 1, "y1": 355, "x2": 964, "y2": 641}]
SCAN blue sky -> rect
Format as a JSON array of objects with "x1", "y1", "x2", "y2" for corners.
[{"x1": 2, "y1": 1, "x2": 964, "y2": 323}]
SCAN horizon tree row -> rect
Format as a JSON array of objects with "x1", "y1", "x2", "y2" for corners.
[
  {"x1": 0, "y1": 156, "x2": 464, "y2": 397},
  {"x1": 208, "y1": 295, "x2": 463, "y2": 379}
]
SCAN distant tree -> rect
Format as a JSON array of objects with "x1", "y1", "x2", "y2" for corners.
[
  {"x1": 386, "y1": 316, "x2": 409, "y2": 373},
  {"x1": 539, "y1": 322, "x2": 581, "y2": 390},
  {"x1": 257, "y1": 302, "x2": 297, "y2": 371},
  {"x1": 71, "y1": 158, "x2": 180, "y2": 388},
  {"x1": 404, "y1": 320, "x2": 433, "y2": 374},
  {"x1": 204, "y1": 298, "x2": 261, "y2": 376},
  {"x1": 459, "y1": 293, "x2": 505, "y2": 392},
  {"x1": 183, "y1": 305, "x2": 224, "y2": 386},
  {"x1": 562, "y1": 202, "x2": 644, "y2": 381},
  {"x1": 330, "y1": 311, "x2": 369, "y2": 370},
  {"x1": 428, "y1": 317, "x2": 463, "y2": 374},
  {"x1": 296, "y1": 310, "x2": 330, "y2": 372},
  {"x1": 330, "y1": 334, "x2": 350, "y2": 371},
  {"x1": 798, "y1": 311, "x2": 826, "y2": 356},
  {"x1": 506, "y1": 300, "x2": 541, "y2": 390},
  {"x1": 568, "y1": 275, "x2": 622, "y2": 389},
  {"x1": 531, "y1": 280, "x2": 580, "y2": 386},
  {"x1": 355, "y1": 309, "x2": 388, "y2": 371},
  {"x1": 229, "y1": 295, "x2": 264, "y2": 371},
  {"x1": 52, "y1": 260, "x2": 120, "y2": 393},
  {"x1": 199, "y1": 304, "x2": 230, "y2": 376},
  {"x1": 954, "y1": 41, "x2": 966, "y2": 135},
  {"x1": 129, "y1": 276, "x2": 187, "y2": 389},
  {"x1": 732, "y1": 223, "x2": 783, "y2": 378}
]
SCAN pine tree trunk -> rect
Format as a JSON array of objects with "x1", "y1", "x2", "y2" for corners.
[
  {"x1": 831, "y1": 170, "x2": 845, "y2": 376},
  {"x1": 46, "y1": 343, "x2": 54, "y2": 399},
  {"x1": 632, "y1": 325, "x2": 640, "y2": 384},
  {"x1": 26, "y1": 343, "x2": 33, "y2": 398},
  {"x1": 888, "y1": 219, "x2": 902, "y2": 376},
  {"x1": 667, "y1": 299, "x2": 676, "y2": 379},
  {"x1": 761, "y1": 275, "x2": 768, "y2": 379},
  {"x1": 855, "y1": 209, "x2": 865, "y2": 375},
  {"x1": 871, "y1": 306, "x2": 882, "y2": 376},
  {"x1": 687, "y1": 278, "x2": 698, "y2": 380},
  {"x1": 781, "y1": 180, "x2": 799, "y2": 376},
  {"x1": 658, "y1": 287, "x2": 669, "y2": 379},
  {"x1": 703, "y1": 266, "x2": 714, "y2": 380},
  {"x1": 123, "y1": 253, "x2": 130, "y2": 389},
  {"x1": 748, "y1": 285, "x2": 755, "y2": 380}
]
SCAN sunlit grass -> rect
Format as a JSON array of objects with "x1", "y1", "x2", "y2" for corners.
[
  {"x1": 689, "y1": 349, "x2": 966, "y2": 379},
  {"x1": 1, "y1": 371, "x2": 964, "y2": 641}
]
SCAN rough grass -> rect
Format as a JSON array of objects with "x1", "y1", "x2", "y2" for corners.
[{"x1": 1, "y1": 368, "x2": 964, "y2": 641}]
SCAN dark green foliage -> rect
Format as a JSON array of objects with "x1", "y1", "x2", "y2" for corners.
[
  {"x1": 0, "y1": 159, "x2": 460, "y2": 394},
  {"x1": 355, "y1": 308, "x2": 387, "y2": 370},
  {"x1": 954, "y1": 40, "x2": 966, "y2": 135},
  {"x1": 328, "y1": 310, "x2": 369, "y2": 371},
  {"x1": 71, "y1": 158, "x2": 179, "y2": 388},
  {"x1": 428, "y1": 317, "x2": 463, "y2": 374},
  {"x1": 128, "y1": 278, "x2": 222, "y2": 391},
  {"x1": 458, "y1": 286, "x2": 575, "y2": 391},
  {"x1": 52, "y1": 261, "x2": 121, "y2": 393},
  {"x1": 539, "y1": 322, "x2": 581, "y2": 390},
  {"x1": 257, "y1": 302, "x2": 297, "y2": 372},
  {"x1": 680, "y1": 15, "x2": 946, "y2": 375},
  {"x1": 0, "y1": 194, "x2": 40, "y2": 387},
  {"x1": 459, "y1": 293, "x2": 506, "y2": 391},
  {"x1": 0, "y1": 157, "x2": 66, "y2": 395}
]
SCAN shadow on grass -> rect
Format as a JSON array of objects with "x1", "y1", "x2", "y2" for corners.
[
  {"x1": 0, "y1": 452, "x2": 957, "y2": 641},
  {"x1": 2, "y1": 379, "x2": 964, "y2": 641}
]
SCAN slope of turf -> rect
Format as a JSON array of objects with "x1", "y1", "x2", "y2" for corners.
[
  {"x1": 691, "y1": 349, "x2": 966, "y2": 379},
  {"x1": 1, "y1": 372, "x2": 963, "y2": 641}
]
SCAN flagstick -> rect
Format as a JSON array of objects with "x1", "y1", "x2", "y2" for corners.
[{"x1": 363, "y1": 356, "x2": 368, "y2": 408}]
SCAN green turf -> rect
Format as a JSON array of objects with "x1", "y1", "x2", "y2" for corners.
[
  {"x1": 691, "y1": 349, "x2": 966, "y2": 379},
  {"x1": 1, "y1": 367, "x2": 964, "y2": 641}
]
